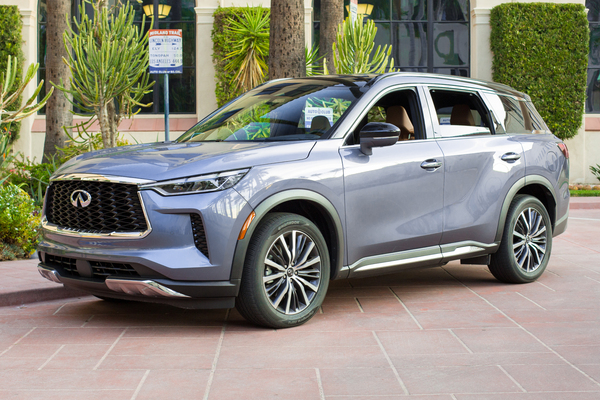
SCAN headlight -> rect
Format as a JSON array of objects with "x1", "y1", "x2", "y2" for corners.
[{"x1": 141, "y1": 168, "x2": 249, "y2": 196}]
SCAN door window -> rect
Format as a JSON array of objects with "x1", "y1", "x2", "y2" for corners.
[
  {"x1": 429, "y1": 89, "x2": 491, "y2": 137},
  {"x1": 348, "y1": 89, "x2": 423, "y2": 145}
]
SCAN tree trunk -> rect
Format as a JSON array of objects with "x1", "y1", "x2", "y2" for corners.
[
  {"x1": 43, "y1": 0, "x2": 72, "y2": 162},
  {"x1": 269, "y1": 0, "x2": 306, "y2": 80},
  {"x1": 319, "y1": 0, "x2": 343, "y2": 74}
]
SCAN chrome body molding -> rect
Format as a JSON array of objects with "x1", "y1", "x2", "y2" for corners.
[
  {"x1": 42, "y1": 180, "x2": 153, "y2": 240},
  {"x1": 51, "y1": 173, "x2": 155, "y2": 185},
  {"x1": 38, "y1": 265, "x2": 62, "y2": 284},
  {"x1": 348, "y1": 242, "x2": 496, "y2": 278},
  {"x1": 105, "y1": 278, "x2": 190, "y2": 298}
]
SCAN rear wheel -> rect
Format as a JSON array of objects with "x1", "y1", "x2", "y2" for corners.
[
  {"x1": 489, "y1": 195, "x2": 552, "y2": 283},
  {"x1": 236, "y1": 213, "x2": 330, "y2": 328}
]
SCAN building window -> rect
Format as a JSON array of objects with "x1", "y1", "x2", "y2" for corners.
[
  {"x1": 587, "y1": 0, "x2": 600, "y2": 113},
  {"x1": 38, "y1": 0, "x2": 196, "y2": 115},
  {"x1": 313, "y1": 0, "x2": 470, "y2": 76}
]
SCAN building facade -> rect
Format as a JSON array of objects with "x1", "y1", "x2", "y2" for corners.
[{"x1": 1, "y1": 0, "x2": 598, "y2": 183}]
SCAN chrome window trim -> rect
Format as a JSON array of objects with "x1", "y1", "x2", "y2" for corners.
[{"x1": 43, "y1": 176, "x2": 153, "y2": 239}]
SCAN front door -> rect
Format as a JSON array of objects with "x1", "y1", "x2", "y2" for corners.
[{"x1": 340, "y1": 88, "x2": 445, "y2": 276}]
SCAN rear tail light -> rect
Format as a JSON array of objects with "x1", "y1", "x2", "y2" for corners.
[{"x1": 557, "y1": 143, "x2": 569, "y2": 159}]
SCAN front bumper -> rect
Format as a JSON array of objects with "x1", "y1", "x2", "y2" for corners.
[{"x1": 38, "y1": 264, "x2": 238, "y2": 309}]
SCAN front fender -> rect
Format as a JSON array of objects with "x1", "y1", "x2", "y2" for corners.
[{"x1": 229, "y1": 189, "x2": 346, "y2": 284}]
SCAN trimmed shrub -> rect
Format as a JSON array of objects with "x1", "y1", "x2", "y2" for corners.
[
  {"x1": 212, "y1": 7, "x2": 270, "y2": 107},
  {"x1": 0, "y1": 183, "x2": 40, "y2": 258},
  {"x1": 0, "y1": 6, "x2": 23, "y2": 143},
  {"x1": 490, "y1": 3, "x2": 588, "y2": 140}
]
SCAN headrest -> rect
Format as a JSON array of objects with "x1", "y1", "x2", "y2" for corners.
[
  {"x1": 386, "y1": 105, "x2": 414, "y2": 137},
  {"x1": 450, "y1": 104, "x2": 475, "y2": 126}
]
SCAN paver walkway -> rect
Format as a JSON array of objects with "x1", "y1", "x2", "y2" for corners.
[{"x1": 0, "y1": 208, "x2": 598, "y2": 399}]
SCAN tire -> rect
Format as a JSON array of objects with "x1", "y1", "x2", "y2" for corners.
[
  {"x1": 489, "y1": 194, "x2": 552, "y2": 283},
  {"x1": 236, "y1": 213, "x2": 330, "y2": 328}
]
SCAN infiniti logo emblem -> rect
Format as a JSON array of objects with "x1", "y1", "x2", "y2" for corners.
[{"x1": 70, "y1": 190, "x2": 92, "y2": 208}]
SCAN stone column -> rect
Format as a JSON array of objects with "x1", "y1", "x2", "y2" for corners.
[{"x1": 195, "y1": 0, "x2": 220, "y2": 120}]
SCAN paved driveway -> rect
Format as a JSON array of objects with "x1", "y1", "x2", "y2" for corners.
[{"x1": 0, "y1": 208, "x2": 599, "y2": 399}]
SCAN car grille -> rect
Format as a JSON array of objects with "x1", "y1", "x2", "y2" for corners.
[
  {"x1": 44, "y1": 254, "x2": 140, "y2": 280},
  {"x1": 90, "y1": 261, "x2": 140, "y2": 279},
  {"x1": 190, "y1": 213, "x2": 209, "y2": 258},
  {"x1": 45, "y1": 180, "x2": 148, "y2": 234},
  {"x1": 45, "y1": 254, "x2": 79, "y2": 277}
]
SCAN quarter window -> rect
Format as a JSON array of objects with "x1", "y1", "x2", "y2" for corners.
[{"x1": 495, "y1": 95, "x2": 546, "y2": 134}]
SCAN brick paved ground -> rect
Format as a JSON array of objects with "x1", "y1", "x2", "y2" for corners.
[{"x1": 0, "y1": 207, "x2": 598, "y2": 399}]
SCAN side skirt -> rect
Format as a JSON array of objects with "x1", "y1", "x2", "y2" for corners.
[{"x1": 347, "y1": 241, "x2": 499, "y2": 279}]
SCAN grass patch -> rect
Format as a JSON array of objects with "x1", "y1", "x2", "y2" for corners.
[{"x1": 570, "y1": 190, "x2": 600, "y2": 197}]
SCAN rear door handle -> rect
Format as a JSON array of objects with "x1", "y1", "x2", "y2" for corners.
[
  {"x1": 420, "y1": 159, "x2": 442, "y2": 170},
  {"x1": 501, "y1": 152, "x2": 521, "y2": 162}
]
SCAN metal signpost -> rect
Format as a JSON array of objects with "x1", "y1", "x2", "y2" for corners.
[{"x1": 149, "y1": 29, "x2": 183, "y2": 142}]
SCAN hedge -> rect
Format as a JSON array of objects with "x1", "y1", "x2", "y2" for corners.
[
  {"x1": 490, "y1": 3, "x2": 588, "y2": 140},
  {"x1": 211, "y1": 7, "x2": 269, "y2": 107},
  {"x1": 0, "y1": 6, "x2": 23, "y2": 143}
]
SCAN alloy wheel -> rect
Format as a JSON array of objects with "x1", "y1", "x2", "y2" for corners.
[
  {"x1": 512, "y1": 207, "x2": 547, "y2": 273},
  {"x1": 262, "y1": 230, "x2": 322, "y2": 315}
]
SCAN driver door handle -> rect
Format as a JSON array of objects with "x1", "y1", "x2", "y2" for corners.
[
  {"x1": 421, "y1": 159, "x2": 443, "y2": 170},
  {"x1": 501, "y1": 152, "x2": 521, "y2": 162}
]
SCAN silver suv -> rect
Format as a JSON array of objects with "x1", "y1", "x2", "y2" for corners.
[{"x1": 38, "y1": 73, "x2": 570, "y2": 328}]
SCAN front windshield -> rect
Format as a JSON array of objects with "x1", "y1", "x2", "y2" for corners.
[{"x1": 177, "y1": 79, "x2": 366, "y2": 142}]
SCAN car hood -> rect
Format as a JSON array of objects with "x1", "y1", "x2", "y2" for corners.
[{"x1": 55, "y1": 141, "x2": 317, "y2": 182}]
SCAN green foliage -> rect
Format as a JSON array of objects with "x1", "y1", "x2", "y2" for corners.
[
  {"x1": 0, "y1": 126, "x2": 15, "y2": 184},
  {"x1": 0, "y1": 183, "x2": 41, "y2": 258},
  {"x1": 1, "y1": 56, "x2": 52, "y2": 126},
  {"x1": 306, "y1": 44, "x2": 325, "y2": 77},
  {"x1": 212, "y1": 7, "x2": 270, "y2": 107},
  {"x1": 224, "y1": 6, "x2": 270, "y2": 93},
  {"x1": 490, "y1": 3, "x2": 588, "y2": 140},
  {"x1": 8, "y1": 155, "x2": 62, "y2": 209},
  {"x1": 54, "y1": 0, "x2": 154, "y2": 149},
  {"x1": 570, "y1": 189, "x2": 600, "y2": 197},
  {"x1": 591, "y1": 164, "x2": 600, "y2": 182},
  {"x1": 333, "y1": 16, "x2": 394, "y2": 74},
  {"x1": 0, "y1": 6, "x2": 23, "y2": 143}
]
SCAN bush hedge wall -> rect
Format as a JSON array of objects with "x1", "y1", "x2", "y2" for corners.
[
  {"x1": 490, "y1": 3, "x2": 588, "y2": 140},
  {"x1": 0, "y1": 6, "x2": 23, "y2": 143},
  {"x1": 212, "y1": 7, "x2": 269, "y2": 107}
]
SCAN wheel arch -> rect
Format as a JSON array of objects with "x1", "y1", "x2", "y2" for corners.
[
  {"x1": 495, "y1": 176, "x2": 557, "y2": 243},
  {"x1": 230, "y1": 190, "x2": 346, "y2": 283}
]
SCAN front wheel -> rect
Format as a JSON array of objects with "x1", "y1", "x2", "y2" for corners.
[
  {"x1": 489, "y1": 195, "x2": 552, "y2": 283},
  {"x1": 236, "y1": 213, "x2": 330, "y2": 328}
]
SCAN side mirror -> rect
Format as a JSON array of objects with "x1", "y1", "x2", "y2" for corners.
[{"x1": 359, "y1": 122, "x2": 399, "y2": 155}]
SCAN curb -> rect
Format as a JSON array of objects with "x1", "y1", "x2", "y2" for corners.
[{"x1": 0, "y1": 286, "x2": 89, "y2": 308}]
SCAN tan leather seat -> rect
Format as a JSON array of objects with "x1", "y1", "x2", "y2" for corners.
[
  {"x1": 386, "y1": 105, "x2": 414, "y2": 140},
  {"x1": 450, "y1": 104, "x2": 475, "y2": 126}
]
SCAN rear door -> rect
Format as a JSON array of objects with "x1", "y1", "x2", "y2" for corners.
[{"x1": 423, "y1": 87, "x2": 526, "y2": 251}]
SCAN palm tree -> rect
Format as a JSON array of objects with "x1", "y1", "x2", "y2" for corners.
[
  {"x1": 319, "y1": 0, "x2": 343, "y2": 74},
  {"x1": 43, "y1": 0, "x2": 72, "y2": 162},
  {"x1": 268, "y1": 0, "x2": 305, "y2": 79}
]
